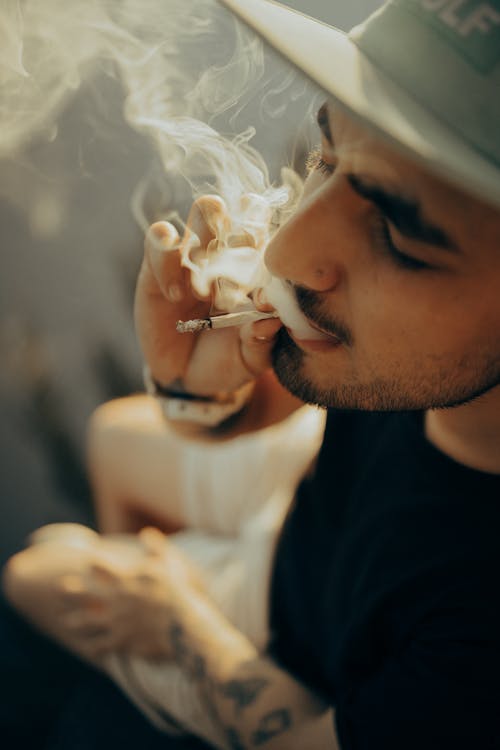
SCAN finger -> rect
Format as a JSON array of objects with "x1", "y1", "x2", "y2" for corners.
[
  {"x1": 58, "y1": 574, "x2": 98, "y2": 609},
  {"x1": 227, "y1": 230, "x2": 256, "y2": 249},
  {"x1": 184, "y1": 195, "x2": 231, "y2": 250},
  {"x1": 239, "y1": 317, "x2": 283, "y2": 377},
  {"x1": 253, "y1": 286, "x2": 276, "y2": 313},
  {"x1": 180, "y1": 196, "x2": 232, "y2": 296},
  {"x1": 144, "y1": 221, "x2": 187, "y2": 302},
  {"x1": 139, "y1": 527, "x2": 167, "y2": 559},
  {"x1": 28, "y1": 523, "x2": 99, "y2": 547},
  {"x1": 59, "y1": 573, "x2": 87, "y2": 597},
  {"x1": 88, "y1": 561, "x2": 121, "y2": 587},
  {"x1": 238, "y1": 193, "x2": 271, "y2": 250},
  {"x1": 181, "y1": 326, "x2": 248, "y2": 394},
  {"x1": 143, "y1": 201, "x2": 230, "y2": 304},
  {"x1": 136, "y1": 223, "x2": 212, "y2": 385},
  {"x1": 150, "y1": 197, "x2": 231, "y2": 306},
  {"x1": 135, "y1": 197, "x2": 232, "y2": 388}
]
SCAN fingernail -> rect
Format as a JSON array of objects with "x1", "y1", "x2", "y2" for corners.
[{"x1": 147, "y1": 223, "x2": 180, "y2": 253}]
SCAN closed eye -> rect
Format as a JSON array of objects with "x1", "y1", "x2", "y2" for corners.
[{"x1": 374, "y1": 216, "x2": 433, "y2": 271}]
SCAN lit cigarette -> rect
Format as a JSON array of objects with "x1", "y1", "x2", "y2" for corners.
[{"x1": 176, "y1": 310, "x2": 279, "y2": 334}]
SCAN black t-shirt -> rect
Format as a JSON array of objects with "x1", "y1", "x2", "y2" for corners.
[{"x1": 269, "y1": 410, "x2": 500, "y2": 750}]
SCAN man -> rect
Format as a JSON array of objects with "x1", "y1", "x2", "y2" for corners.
[{"x1": 3, "y1": 0, "x2": 500, "y2": 748}]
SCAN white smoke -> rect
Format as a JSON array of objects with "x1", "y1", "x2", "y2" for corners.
[{"x1": 1, "y1": 0, "x2": 321, "y2": 318}]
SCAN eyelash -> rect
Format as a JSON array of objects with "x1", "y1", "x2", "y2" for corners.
[
  {"x1": 316, "y1": 157, "x2": 335, "y2": 176},
  {"x1": 306, "y1": 148, "x2": 335, "y2": 176},
  {"x1": 373, "y1": 216, "x2": 431, "y2": 271},
  {"x1": 308, "y1": 147, "x2": 432, "y2": 272}
]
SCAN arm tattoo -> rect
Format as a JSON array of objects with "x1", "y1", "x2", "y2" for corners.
[
  {"x1": 169, "y1": 622, "x2": 206, "y2": 680},
  {"x1": 252, "y1": 709, "x2": 292, "y2": 746},
  {"x1": 168, "y1": 621, "x2": 229, "y2": 733},
  {"x1": 169, "y1": 621, "x2": 290, "y2": 748},
  {"x1": 219, "y1": 678, "x2": 270, "y2": 715}
]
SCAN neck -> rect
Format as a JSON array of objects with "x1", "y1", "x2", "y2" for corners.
[{"x1": 425, "y1": 385, "x2": 500, "y2": 474}]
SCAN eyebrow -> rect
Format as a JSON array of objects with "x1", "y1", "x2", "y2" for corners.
[
  {"x1": 347, "y1": 174, "x2": 459, "y2": 252},
  {"x1": 316, "y1": 105, "x2": 458, "y2": 252}
]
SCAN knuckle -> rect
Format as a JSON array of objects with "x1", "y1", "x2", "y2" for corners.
[{"x1": 59, "y1": 574, "x2": 86, "y2": 596}]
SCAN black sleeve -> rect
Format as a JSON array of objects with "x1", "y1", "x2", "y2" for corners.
[{"x1": 334, "y1": 603, "x2": 500, "y2": 750}]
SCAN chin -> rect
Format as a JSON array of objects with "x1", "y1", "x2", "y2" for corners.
[
  {"x1": 271, "y1": 328, "x2": 341, "y2": 409},
  {"x1": 272, "y1": 329, "x2": 500, "y2": 412}
]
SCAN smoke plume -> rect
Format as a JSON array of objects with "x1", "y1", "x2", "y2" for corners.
[{"x1": 1, "y1": 0, "x2": 320, "y2": 310}]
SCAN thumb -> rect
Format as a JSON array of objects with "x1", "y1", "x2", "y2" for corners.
[{"x1": 239, "y1": 317, "x2": 283, "y2": 377}]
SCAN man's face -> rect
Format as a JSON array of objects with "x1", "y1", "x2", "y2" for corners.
[{"x1": 265, "y1": 103, "x2": 500, "y2": 411}]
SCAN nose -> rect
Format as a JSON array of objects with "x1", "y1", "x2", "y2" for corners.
[{"x1": 265, "y1": 182, "x2": 344, "y2": 293}]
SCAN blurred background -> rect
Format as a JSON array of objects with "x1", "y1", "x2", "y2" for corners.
[{"x1": 0, "y1": 0, "x2": 383, "y2": 564}]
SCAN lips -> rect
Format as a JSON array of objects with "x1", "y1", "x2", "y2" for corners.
[
  {"x1": 287, "y1": 328, "x2": 342, "y2": 353},
  {"x1": 306, "y1": 318, "x2": 342, "y2": 343},
  {"x1": 263, "y1": 276, "x2": 345, "y2": 345},
  {"x1": 263, "y1": 277, "x2": 330, "y2": 341},
  {"x1": 289, "y1": 312, "x2": 343, "y2": 345}
]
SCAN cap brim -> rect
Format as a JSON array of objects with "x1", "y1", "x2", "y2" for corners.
[{"x1": 219, "y1": 0, "x2": 500, "y2": 209}]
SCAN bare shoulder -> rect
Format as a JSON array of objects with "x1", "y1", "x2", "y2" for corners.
[
  {"x1": 88, "y1": 374, "x2": 303, "y2": 445},
  {"x1": 89, "y1": 394, "x2": 166, "y2": 435}
]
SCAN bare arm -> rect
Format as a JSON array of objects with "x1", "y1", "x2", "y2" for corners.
[
  {"x1": 3, "y1": 533, "x2": 338, "y2": 748},
  {"x1": 164, "y1": 587, "x2": 340, "y2": 750}
]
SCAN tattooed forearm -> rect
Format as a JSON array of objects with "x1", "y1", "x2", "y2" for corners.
[
  {"x1": 219, "y1": 678, "x2": 270, "y2": 715},
  {"x1": 252, "y1": 709, "x2": 292, "y2": 746},
  {"x1": 169, "y1": 620, "x2": 241, "y2": 737},
  {"x1": 169, "y1": 622, "x2": 207, "y2": 679},
  {"x1": 168, "y1": 620, "x2": 300, "y2": 749}
]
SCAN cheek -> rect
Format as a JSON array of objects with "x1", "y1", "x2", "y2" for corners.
[{"x1": 349, "y1": 271, "x2": 474, "y2": 362}]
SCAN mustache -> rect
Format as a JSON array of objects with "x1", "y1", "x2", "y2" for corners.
[{"x1": 293, "y1": 284, "x2": 353, "y2": 346}]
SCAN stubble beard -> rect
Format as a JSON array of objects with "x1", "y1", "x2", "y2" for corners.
[{"x1": 271, "y1": 328, "x2": 500, "y2": 412}]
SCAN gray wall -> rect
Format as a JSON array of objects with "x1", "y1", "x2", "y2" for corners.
[{"x1": 0, "y1": 1, "x2": 383, "y2": 561}]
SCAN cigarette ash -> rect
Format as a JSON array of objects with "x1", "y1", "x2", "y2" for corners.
[{"x1": 176, "y1": 318, "x2": 211, "y2": 334}]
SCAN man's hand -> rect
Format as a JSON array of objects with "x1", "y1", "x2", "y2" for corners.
[
  {"x1": 3, "y1": 526, "x2": 338, "y2": 749},
  {"x1": 2, "y1": 527, "x2": 206, "y2": 662},
  {"x1": 134, "y1": 195, "x2": 282, "y2": 398}
]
